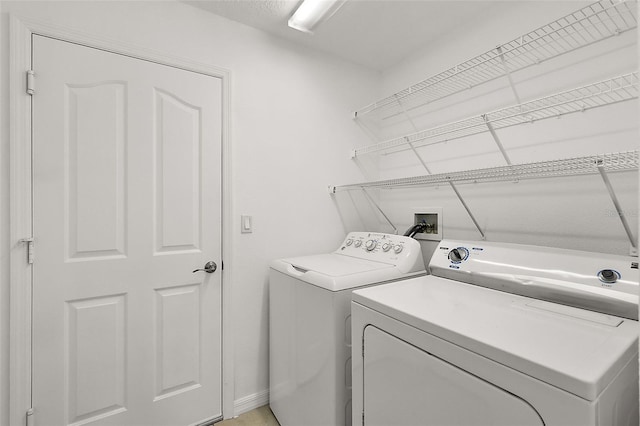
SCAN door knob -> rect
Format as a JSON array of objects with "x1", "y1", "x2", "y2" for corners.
[{"x1": 193, "y1": 261, "x2": 217, "y2": 273}]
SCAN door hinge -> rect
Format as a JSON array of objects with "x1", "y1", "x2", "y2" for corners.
[
  {"x1": 26, "y1": 408, "x2": 34, "y2": 426},
  {"x1": 26, "y1": 70, "x2": 35, "y2": 95},
  {"x1": 19, "y1": 237, "x2": 34, "y2": 264}
]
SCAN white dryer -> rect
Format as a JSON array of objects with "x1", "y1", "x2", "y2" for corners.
[
  {"x1": 269, "y1": 232, "x2": 426, "y2": 426},
  {"x1": 352, "y1": 240, "x2": 639, "y2": 426}
]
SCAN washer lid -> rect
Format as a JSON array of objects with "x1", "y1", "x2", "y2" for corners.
[
  {"x1": 270, "y1": 254, "x2": 421, "y2": 291},
  {"x1": 352, "y1": 276, "x2": 639, "y2": 401}
]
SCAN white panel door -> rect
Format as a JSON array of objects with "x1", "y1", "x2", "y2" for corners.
[
  {"x1": 363, "y1": 326, "x2": 544, "y2": 426},
  {"x1": 31, "y1": 35, "x2": 223, "y2": 426}
]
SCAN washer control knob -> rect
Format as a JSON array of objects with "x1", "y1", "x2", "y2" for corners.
[
  {"x1": 598, "y1": 269, "x2": 619, "y2": 284},
  {"x1": 354, "y1": 240, "x2": 362, "y2": 248},
  {"x1": 393, "y1": 244, "x2": 403, "y2": 254},
  {"x1": 382, "y1": 242, "x2": 392, "y2": 252},
  {"x1": 365, "y1": 240, "x2": 377, "y2": 251},
  {"x1": 345, "y1": 239, "x2": 353, "y2": 246},
  {"x1": 448, "y1": 247, "x2": 469, "y2": 263}
]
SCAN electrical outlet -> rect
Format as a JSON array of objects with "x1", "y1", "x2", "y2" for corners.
[{"x1": 413, "y1": 208, "x2": 443, "y2": 241}]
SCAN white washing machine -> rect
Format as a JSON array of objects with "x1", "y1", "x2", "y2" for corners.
[
  {"x1": 269, "y1": 232, "x2": 426, "y2": 426},
  {"x1": 352, "y1": 240, "x2": 639, "y2": 426}
]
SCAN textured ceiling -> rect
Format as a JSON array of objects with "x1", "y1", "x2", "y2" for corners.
[{"x1": 183, "y1": 0, "x2": 501, "y2": 71}]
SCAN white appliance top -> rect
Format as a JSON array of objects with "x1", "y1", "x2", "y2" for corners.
[
  {"x1": 430, "y1": 240, "x2": 639, "y2": 320},
  {"x1": 352, "y1": 276, "x2": 638, "y2": 401},
  {"x1": 270, "y1": 232, "x2": 426, "y2": 291}
]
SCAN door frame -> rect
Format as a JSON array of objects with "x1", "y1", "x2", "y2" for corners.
[{"x1": 9, "y1": 15, "x2": 234, "y2": 426}]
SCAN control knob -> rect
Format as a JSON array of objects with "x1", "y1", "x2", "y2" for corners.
[
  {"x1": 354, "y1": 240, "x2": 362, "y2": 248},
  {"x1": 345, "y1": 239, "x2": 353, "y2": 246},
  {"x1": 365, "y1": 240, "x2": 377, "y2": 251},
  {"x1": 598, "y1": 269, "x2": 619, "y2": 284},
  {"x1": 382, "y1": 242, "x2": 392, "y2": 252},
  {"x1": 393, "y1": 245, "x2": 403, "y2": 254},
  {"x1": 448, "y1": 247, "x2": 469, "y2": 263}
]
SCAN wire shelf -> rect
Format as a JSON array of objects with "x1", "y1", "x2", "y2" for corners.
[
  {"x1": 331, "y1": 151, "x2": 638, "y2": 192},
  {"x1": 354, "y1": 0, "x2": 637, "y2": 120},
  {"x1": 352, "y1": 72, "x2": 638, "y2": 157}
]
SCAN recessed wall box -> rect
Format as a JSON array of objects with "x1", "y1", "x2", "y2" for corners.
[{"x1": 413, "y1": 208, "x2": 443, "y2": 241}]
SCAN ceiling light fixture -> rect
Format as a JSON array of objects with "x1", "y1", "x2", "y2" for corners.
[{"x1": 288, "y1": 0, "x2": 345, "y2": 34}]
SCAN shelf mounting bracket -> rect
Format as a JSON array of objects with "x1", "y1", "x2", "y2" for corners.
[
  {"x1": 395, "y1": 94, "x2": 485, "y2": 238},
  {"x1": 353, "y1": 112, "x2": 382, "y2": 155},
  {"x1": 597, "y1": 163, "x2": 637, "y2": 250},
  {"x1": 361, "y1": 187, "x2": 398, "y2": 235},
  {"x1": 448, "y1": 181, "x2": 485, "y2": 240},
  {"x1": 405, "y1": 137, "x2": 433, "y2": 174},
  {"x1": 395, "y1": 94, "x2": 432, "y2": 174},
  {"x1": 496, "y1": 45, "x2": 522, "y2": 105},
  {"x1": 482, "y1": 114, "x2": 512, "y2": 165}
]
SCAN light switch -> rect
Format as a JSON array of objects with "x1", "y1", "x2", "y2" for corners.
[{"x1": 241, "y1": 215, "x2": 252, "y2": 233}]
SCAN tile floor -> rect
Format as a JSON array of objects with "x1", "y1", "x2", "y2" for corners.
[{"x1": 217, "y1": 405, "x2": 280, "y2": 426}]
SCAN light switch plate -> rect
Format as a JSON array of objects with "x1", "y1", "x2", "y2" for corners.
[{"x1": 241, "y1": 215, "x2": 252, "y2": 233}]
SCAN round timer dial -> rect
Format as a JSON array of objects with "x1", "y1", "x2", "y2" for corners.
[
  {"x1": 598, "y1": 269, "x2": 619, "y2": 284},
  {"x1": 448, "y1": 247, "x2": 469, "y2": 263}
]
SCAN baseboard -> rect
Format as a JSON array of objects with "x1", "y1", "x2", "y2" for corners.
[{"x1": 233, "y1": 389, "x2": 270, "y2": 416}]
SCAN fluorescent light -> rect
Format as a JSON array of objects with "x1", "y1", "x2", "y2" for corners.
[{"x1": 288, "y1": 0, "x2": 345, "y2": 34}]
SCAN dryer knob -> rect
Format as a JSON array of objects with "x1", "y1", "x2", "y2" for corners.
[
  {"x1": 393, "y1": 245, "x2": 403, "y2": 254},
  {"x1": 346, "y1": 239, "x2": 353, "y2": 246},
  {"x1": 449, "y1": 247, "x2": 469, "y2": 262},
  {"x1": 598, "y1": 269, "x2": 619, "y2": 284},
  {"x1": 354, "y1": 240, "x2": 362, "y2": 248},
  {"x1": 382, "y1": 242, "x2": 392, "y2": 252}
]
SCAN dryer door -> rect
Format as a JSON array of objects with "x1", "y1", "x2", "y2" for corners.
[{"x1": 363, "y1": 326, "x2": 544, "y2": 426}]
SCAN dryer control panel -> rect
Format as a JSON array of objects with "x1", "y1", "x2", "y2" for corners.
[
  {"x1": 430, "y1": 239, "x2": 639, "y2": 320},
  {"x1": 336, "y1": 232, "x2": 425, "y2": 274}
]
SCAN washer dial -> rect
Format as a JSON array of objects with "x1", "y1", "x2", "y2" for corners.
[{"x1": 365, "y1": 240, "x2": 377, "y2": 251}]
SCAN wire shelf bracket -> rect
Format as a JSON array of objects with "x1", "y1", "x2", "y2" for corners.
[
  {"x1": 361, "y1": 188, "x2": 398, "y2": 235},
  {"x1": 395, "y1": 94, "x2": 433, "y2": 174},
  {"x1": 482, "y1": 114, "x2": 512, "y2": 165},
  {"x1": 597, "y1": 164, "x2": 637, "y2": 251},
  {"x1": 448, "y1": 181, "x2": 486, "y2": 239},
  {"x1": 497, "y1": 45, "x2": 522, "y2": 105}
]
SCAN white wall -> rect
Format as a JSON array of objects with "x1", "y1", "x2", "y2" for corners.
[
  {"x1": 338, "y1": 0, "x2": 639, "y2": 255},
  {"x1": 1, "y1": 1, "x2": 637, "y2": 424},
  {"x1": 0, "y1": 1, "x2": 380, "y2": 423}
]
